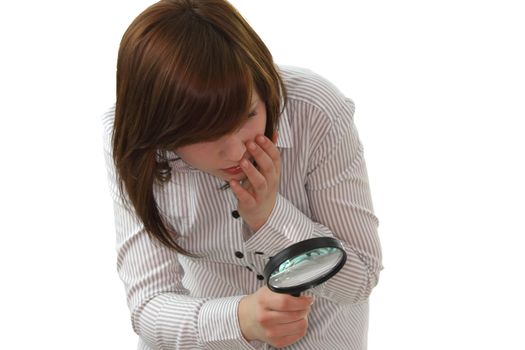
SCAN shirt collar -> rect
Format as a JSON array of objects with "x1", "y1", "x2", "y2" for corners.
[{"x1": 275, "y1": 102, "x2": 293, "y2": 149}]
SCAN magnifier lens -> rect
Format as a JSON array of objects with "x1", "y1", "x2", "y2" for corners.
[{"x1": 269, "y1": 247, "x2": 344, "y2": 288}]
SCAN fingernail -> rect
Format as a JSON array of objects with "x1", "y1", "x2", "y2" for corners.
[
  {"x1": 248, "y1": 142, "x2": 256, "y2": 151},
  {"x1": 256, "y1": 135, "x2": 266, "y2": 144}
]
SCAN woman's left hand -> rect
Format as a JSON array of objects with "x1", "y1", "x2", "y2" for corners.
[{"x1": 230, "y1": 133, "x2": 280, "y2": 232}]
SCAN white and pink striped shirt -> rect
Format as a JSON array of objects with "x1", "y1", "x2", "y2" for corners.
[{"x1": 102, "y1": 66, "x2": 382, "y2": 350}]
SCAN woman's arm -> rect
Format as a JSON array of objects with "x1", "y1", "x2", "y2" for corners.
[
  {"x1": 243, "y1": 98, "x2": 382, "y2": 305},
  {"x1": 102, "y1": 113, "x2": 255, "y2": 350}
]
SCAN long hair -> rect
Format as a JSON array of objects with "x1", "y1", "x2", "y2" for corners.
[{"x1": 113, "y1": 0, "x2": 287, "y2": 255}]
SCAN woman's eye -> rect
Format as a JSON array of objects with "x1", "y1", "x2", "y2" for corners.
[{"x1": 248, "y1": 111, "x2": 257, "y2": 118}]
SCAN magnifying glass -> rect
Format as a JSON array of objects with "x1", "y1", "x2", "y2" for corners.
[{"x1": 263, "y1": 237, "x2": 347, "y2": 296}]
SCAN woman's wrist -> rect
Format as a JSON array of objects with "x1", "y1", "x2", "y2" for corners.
[{"x1": 238, "y1": 295, "x2": 256, "y2": 341}]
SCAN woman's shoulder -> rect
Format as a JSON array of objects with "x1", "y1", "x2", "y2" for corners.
[
  {"x1": 278, "y1": 65, "x2": 354, "y2": 120},
  {"x1": 278, "y1": 65, "x2": 355, "y2": 130}
]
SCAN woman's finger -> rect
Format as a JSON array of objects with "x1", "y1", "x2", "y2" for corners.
[
  {"x1": 265, "y1": 317, "x2": 308, "y2": 339},
  {"x1": 240, "y1": 157, "x2": 267, "y2": 193},
  {"x1": 229, "y1": 179, "x2": 256, "y2": 207},
  {"x1": 257, "y1": 309, "x2": 310, "y2": 326},
  {"x1": 272, "y1": 131, "x2": 279, "y2": 144},
  {"x1": 247, "y1": 140, "x2": 277, "y2": 180},
  {"x1": 255, "y1": 135, "x2": 281, "y2": 174}
]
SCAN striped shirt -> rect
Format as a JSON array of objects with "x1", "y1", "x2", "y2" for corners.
[{"x1": 102, "y1": 66, "x2": 382, "y2": 350}]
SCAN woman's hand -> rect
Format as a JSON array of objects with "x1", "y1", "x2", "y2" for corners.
[
  {"x1": 238, "y1": 286, "x2": 313, "y2": 348},
  {"x1": 230, "y1": 133, "x2": 280, "y2": 232}
]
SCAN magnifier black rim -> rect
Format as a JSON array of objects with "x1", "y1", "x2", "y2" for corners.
[{"x1": 263, "y1": 237, "x2": 347, "y2": 295}]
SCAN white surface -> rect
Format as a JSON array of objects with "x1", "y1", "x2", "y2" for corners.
[{"x1": 0, "y1": 1, "x2": 523, "y2": 349}]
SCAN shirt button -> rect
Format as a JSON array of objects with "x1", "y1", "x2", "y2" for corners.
[
  {"x1": 235, "y1": 251, "x2": 244, "y2": 259},
  {"x1": 256, "y1": 274, "x2": 264, "y2": 281},
  {"x1": 231, "y1": 210, "x2": 240, "y2": 219}
]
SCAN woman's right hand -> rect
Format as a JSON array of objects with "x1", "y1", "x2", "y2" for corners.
[{"x1": 238, "y1": 285, "x2": 314, "y2": 348}]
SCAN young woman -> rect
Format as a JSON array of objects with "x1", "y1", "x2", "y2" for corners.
[{"x1": 102, "y1": 0, "x2": 382, "y2": 349}]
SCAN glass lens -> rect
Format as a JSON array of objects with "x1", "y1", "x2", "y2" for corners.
[{"x1": 269, "y1": 247, "x2": 344, "y2": 288}]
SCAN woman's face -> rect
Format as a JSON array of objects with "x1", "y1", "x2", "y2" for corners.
[{"x1": 174, "y1": 91, "x2": 267, "y2": 182}]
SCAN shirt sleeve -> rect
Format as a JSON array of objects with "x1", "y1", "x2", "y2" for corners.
[
  {"x1": 102, "y1": 124, "x2": 255, "y2": 350},
  {"x1": 244, "y1": 98, "x2": 383, "y2": 305}
]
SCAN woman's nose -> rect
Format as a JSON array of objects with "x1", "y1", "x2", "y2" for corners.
[{"x1": 219, "y1": 133, "x2": 247, "y2": 162}]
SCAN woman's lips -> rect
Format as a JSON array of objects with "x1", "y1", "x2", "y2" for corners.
[{"x1": 222, "y1": 165, "x2": 243, "y2": 175}]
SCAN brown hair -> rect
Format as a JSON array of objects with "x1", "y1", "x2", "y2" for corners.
[{"x1": 113, "y1": 0, "x2": 286, "y2": 255}]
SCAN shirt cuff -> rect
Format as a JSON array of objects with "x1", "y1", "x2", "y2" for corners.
[
  {"x1": 245, "y1": 194, "x2": 315, "y2": 255},
  {"x1": 198, "y1": 296, "x2": 256, "y2": 350}
]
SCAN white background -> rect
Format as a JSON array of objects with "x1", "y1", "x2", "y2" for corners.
[{"x1": 1, "y1": 1, "x2": 524, "y2": 349}]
